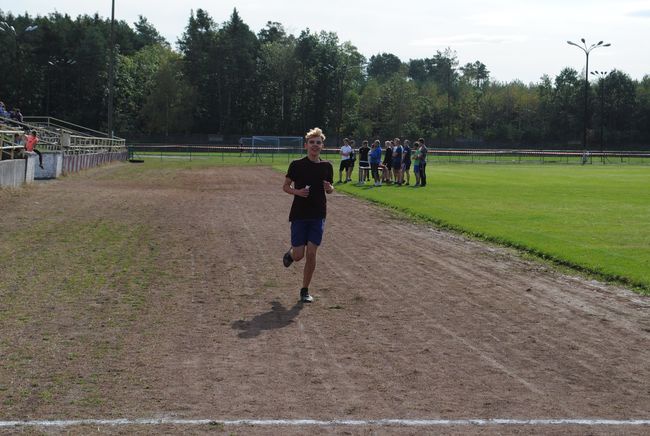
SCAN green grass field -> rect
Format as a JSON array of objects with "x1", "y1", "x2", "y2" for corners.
[
  {"x1": 337, "y1": 165, "x2": 650, "y2": 293},
  {"x1": 318, "y1": 162, "x2": 650, "y2": 294},
  {"x1": 128, "y1": 153, "x2": 650, "y2": 293}
]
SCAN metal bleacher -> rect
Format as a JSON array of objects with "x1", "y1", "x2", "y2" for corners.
[{"x1": 1, "y1": 116, "x2": 125, "y2": 154}]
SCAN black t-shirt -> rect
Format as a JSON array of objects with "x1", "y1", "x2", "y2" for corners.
[
  {"x1": 383, "y1": 146, "x2": 393, "y2": 165},
  {"x1": 358, "y1": 145, "x2": 370, "y2": 162},
  {"x1": 286, "y1": 157, "x2": 334, "y2": 221}
]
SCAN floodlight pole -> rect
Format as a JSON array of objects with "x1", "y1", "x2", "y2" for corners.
[
  {"x1": 336, "y1": 64, "x2": 349, "y2": 147},
  {"x1": 0, "y1": 21, "x2": 38, "y2": 106},
  {"x1": 567, "y1": 39, "x2": 611, "y2": 152},
  {"x1": 590, "y1": 70, "x2": 610, "y2": 161},
  {"x1": 107, "y1": 0, "x2": 116, "y2": 138}
]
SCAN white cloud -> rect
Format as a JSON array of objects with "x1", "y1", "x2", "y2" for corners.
[
  {"x1": 410, "y1": 33, "x2": 527, "y2": 47},
  {"x1": 6, "y1": 0, "x2": 650, "y2": 83},
  {"x1": 626, "y1": 9, "x2": 650, "y2": 17}
]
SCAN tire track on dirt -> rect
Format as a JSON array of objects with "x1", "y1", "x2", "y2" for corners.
[
  {"x1": 322, "y1": 185, "x2": 649, "y2": 418},
  {"x1": 319, "y1": 227, "x2": 566, "y2": 417},
  {"x1": 21, "y1": 164, "x2": 642, "y2": 425}
]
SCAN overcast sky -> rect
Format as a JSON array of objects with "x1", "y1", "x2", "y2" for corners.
[{"x1": 3, "y1": 0, "x2": 650, "y2": 83}]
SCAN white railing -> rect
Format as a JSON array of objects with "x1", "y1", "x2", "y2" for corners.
[
  {"x1": 1, "y1": 116, "x2": 126, "y2": 154},
  {"x1": 0, "y1": 129, "x2": 26, "y2": 159},
  {"x1": 67, "y1": 135, "x2": 126, "y2": 154},
  {"x1": 23, "y1": 116, "x2": 122, "y2": 139}
]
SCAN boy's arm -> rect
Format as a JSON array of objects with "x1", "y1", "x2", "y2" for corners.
[
  {"x1": 284, "y1": 176, "x2": 309, "y2": 198},
  {"x1": 324, "y1": 164, "x2": 334, "y2": 194},
  {"x1": 283, "y1": 177, "x2": 294, "y2": 195}
]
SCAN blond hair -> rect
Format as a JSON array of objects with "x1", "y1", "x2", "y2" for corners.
[{"x1": 305, "y1": 127, "x2": 326, "y2": 141}]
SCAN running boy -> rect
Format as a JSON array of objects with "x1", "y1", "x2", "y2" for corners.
[{"x1": 282, "y1": 127, "x2": 334, "y2": 303}]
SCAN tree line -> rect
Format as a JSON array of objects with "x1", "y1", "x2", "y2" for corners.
[{"x1": 1, "y1": 8, "x2": 649, "y2": 148}]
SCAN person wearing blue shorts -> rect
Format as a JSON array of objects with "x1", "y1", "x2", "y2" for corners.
[{"x1": 282, "y1": 127, "x2": 334, "y2": 302}]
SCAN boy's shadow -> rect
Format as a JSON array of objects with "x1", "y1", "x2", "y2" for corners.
[{"x1": 231, "y1": 300, "x2": 304, "y2": 339}]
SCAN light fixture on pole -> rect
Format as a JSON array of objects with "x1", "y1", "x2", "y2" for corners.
[
  {"x1": 1, "y1": 21, "x2": 38, "y2": 105},
  {"x1": 566, "y1": 38, "x2": 611, "y2": 151},
  {"x1": 47, "y1": 57, "x2": 77, "y2": 115},
  {"x1": 0, "y1": 21, "x2": 39, "y2": 37}
]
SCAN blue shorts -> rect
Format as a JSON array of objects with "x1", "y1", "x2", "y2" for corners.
[{"x1": 291, "y1": 219, "x2": 326, "y2": 247}]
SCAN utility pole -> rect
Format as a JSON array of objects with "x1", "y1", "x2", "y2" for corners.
[
  {"x1": 591, "y1": 70, "x2": 610, "y2": 162},
  {"x1": 567, "y1": 38, "x2": 611, "y2": 152},
  {"x1": 107, "y1": 0, "x2": 116, "y2": 138}
]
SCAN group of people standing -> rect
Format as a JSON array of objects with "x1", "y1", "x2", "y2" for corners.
[
  {"x1": 282, "y1": 129, "x2": 432, "y2": 303},
  {"x1": 340, "y1": 137, "x2": 428, "y2": 187}
]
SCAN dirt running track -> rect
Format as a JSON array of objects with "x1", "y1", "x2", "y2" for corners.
[{"x1": 1, "y1": 164, "x2": 649, "y2": 435}]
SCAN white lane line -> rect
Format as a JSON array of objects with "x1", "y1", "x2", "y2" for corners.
[{"x1": 1, "y1": 418, "x2": 649, "y2": 428}]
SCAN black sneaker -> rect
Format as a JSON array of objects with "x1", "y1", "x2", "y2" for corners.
[
  {"x1": 282, "y1": 250, "x2": 293, "y2": 267},
  {"x1": 300, "y1": 288, "x2": 313, "y2": 303}
]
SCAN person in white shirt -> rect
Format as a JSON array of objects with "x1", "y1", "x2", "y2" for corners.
[{"x1": 338, "y1": 137, "x2": 353, "y2": 183}]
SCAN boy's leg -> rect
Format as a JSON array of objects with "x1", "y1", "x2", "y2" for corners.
[
  {"x1": 35, "y1": 149, "x2": 44, "y2": 168},
  {"x1": 302, "y1": 242, "x2": 318, "y2": 289},
  {"x1": 300, "y1": 219, "x2": 325, "y2": 301},
  {"x1": 290, "y1": 245, "x2": 305, "y2": 262},
  {"x1": 284, "y1": 220, "x2": 307, "y2": 267}
]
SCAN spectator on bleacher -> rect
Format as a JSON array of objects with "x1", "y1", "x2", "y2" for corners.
[
  {"x1": 10, "y1": 108, "x2": 23, "y2": 124},
  {"x1": 13, "y1": 132, "x2": 24, "y2": 146},
  {"x1": 2, "y1": 132, "x2": 24, "y2": 161},
  {"x1": 25, "y1": 129, "x2": 44, "y2": 169},
  {"x1": 0, "y1": 101, "x2": 10, "y2": 119}
]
